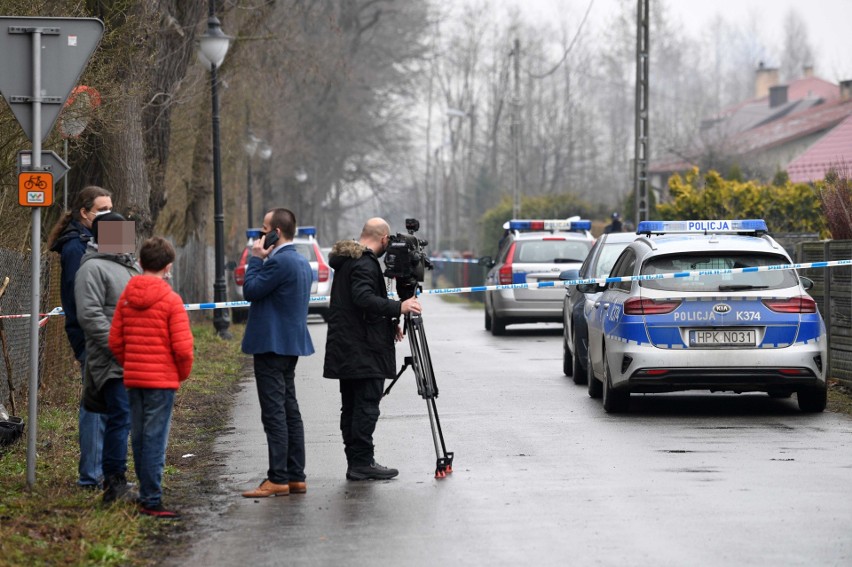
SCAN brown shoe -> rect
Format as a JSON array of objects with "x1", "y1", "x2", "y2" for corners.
[
  {"x1": 242, "y1": 479, "x2": 289, "y2": 498},
  {"x1": 288, "y1": 481, "x2": 307, "y2": 494}
]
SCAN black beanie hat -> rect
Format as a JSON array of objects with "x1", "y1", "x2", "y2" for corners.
[{"x1": 90, "y1": 211, "x2": 126, "y2": 244}]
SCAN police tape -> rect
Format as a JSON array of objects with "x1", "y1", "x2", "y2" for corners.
[
  {"x1": 4, "y1": 257, "x2": 850, "y2": 317},
  {"x1": 428, "y1": 257, "x2": 483, "y2": 264}
]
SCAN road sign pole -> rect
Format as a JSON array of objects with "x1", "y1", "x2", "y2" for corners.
[{"x1": 26, "y1": 28, "x2": 44, "y2": 488}]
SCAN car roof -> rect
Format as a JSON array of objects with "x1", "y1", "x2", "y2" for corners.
[
  {"x1": 511, "y1": 231, "x2": 592, "y2": 241},
  {"x1": 632, "y1": 233, "x2": 788, "y2": 257},
  {"x1": 599, "y1": 232, "x2": 638, "y2": 244}
]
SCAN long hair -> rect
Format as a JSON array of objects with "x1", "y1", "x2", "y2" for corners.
[{"x1": 47, "y1": 185, "x2": 112, "y2": 249}]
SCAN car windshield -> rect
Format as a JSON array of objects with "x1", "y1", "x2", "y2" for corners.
[
  {"x1": 515, "y1": 239, "x2": 591, "y2": 264},
  {"x1": 640, "y1": 252, "x2": 798, "y2": 292},
  {"x1": 595, "y1": 242, "x2": 631, "y2": 278},
  {"x1": 294, "y1": 242, "x2": 317, "y2": 262}
]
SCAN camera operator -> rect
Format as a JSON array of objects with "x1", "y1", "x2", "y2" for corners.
[{"x1": 323, "y1": 217, "x2": 421, "y2": 481}]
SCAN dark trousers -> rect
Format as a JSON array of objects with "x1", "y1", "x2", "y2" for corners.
[
  {"x1": 253, "y1": 353, "x2": 306, "y2": 484},
  {"x1": 339, "y1": 379, "x2": 385, "y2": 467},
  {"x1": 101, "y1": 378, "x2": 131, "y2": 478}
]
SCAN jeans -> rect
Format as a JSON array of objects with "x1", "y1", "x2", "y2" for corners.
[
  {"x1": 339, "y1": 379, "x2": 385, "y2": 467},
  {"x1": 101, "y1": 378, "x2": 131, "y2": 478},
  {"x1": 128, "y1": 388, "x2": 175, "y2": 508},
  {"x1": 253, "y1": 353, "x2": 306, "y2": 484},
  {"x1": 78, "y1": 356, "x2": 106, "y2": 487}
]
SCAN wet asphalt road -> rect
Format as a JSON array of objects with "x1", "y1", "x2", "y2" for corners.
[{"x1": 171, "y1": 297, "x2": 852, "y2": 567}]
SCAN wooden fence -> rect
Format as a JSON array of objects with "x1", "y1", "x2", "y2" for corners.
[{"x1": 798, "y1": 240, "x2": 852, "y2": 388}]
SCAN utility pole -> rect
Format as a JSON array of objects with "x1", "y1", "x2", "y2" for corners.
[
  {"x1": 511, "y1": 38, "x2": 521, "y2": 219},
  {"x1": 633, "y1": 0, "x2": 650, "y2": 226}
]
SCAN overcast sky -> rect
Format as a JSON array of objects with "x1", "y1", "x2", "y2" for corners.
[{"x1": 469, "y1": 0, "x2": 852, "y2": 81}]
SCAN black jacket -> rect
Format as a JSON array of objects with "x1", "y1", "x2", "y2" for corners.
[
  {"x1": 50, "y1": 219, "x2": 91, "y2": 360},
  {"x1": 323, "y1": 240, "x2": 402, "y2": 380}
]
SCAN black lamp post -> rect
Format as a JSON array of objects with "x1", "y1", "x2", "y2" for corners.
[{"x1": 198, "y1": 4, "x2": 232, "y2": 339}]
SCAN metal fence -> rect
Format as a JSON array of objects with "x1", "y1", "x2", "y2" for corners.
[
  {"x1": 428, "y1": 253, "x2": 488, "y2": 303},
  {"x1": 798, "y1": 240, "x2": 852, "y2": 388},
  {"x1": 0, "y1": 249, "x2": 69, "y2": 416}
]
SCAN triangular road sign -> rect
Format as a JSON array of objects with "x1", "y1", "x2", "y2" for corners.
[{"x1": 0, "y1": 17, "x2": 103, "y2": 142}]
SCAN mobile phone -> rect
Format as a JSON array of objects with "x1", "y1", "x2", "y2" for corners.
[{"x1": 263, "y1": 230, "x2": 279, "y2": 249}]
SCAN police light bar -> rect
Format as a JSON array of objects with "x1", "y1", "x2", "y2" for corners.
[
  {"x1": 508, "y1": 219, "x2": 592, "y2": 232},
  {"x1": 296, "y1": 226, "x2": 317, "y2": 237},
  {"x1": 636, "y1": 219, "x2": 768, "y2": 235},
  {"x1": 246, "y1": 228, "x2": 262, "y2": 239}
]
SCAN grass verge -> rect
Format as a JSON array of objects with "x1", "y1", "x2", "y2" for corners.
[{"x1": 0, "y1": 322, "x2": 246, "y2": 567}]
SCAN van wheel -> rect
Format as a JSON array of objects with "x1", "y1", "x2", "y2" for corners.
[
  {"x1": 485, "y1": 306, "x2": 492, "y2": 331},
  {"x1": 491, "y1": 312, "x2": 506, "y2": 336},
  {"x1": 572, "y1": 332, "x2": 586, "y2": 385},
  {"x1": 562, "y1": 332, "x2": 573, "y2": 377}
]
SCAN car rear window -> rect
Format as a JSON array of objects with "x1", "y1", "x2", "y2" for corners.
[
  {"x1": 640, "y1": 252, "x2": 798, "y2": 292},
  {"x1": 293, "y1": 242, "x2": 317, "y2": 262},
  {"x1": 514, "y1": 239, "x2": 590, "y2": 264}
]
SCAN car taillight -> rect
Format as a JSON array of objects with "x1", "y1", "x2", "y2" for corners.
[
  {"x1": 762, "y1": 296, "x2": 816, "y2": 313},
  {"x1": 498, "y1": 244, "x2": 516, "y2": 285},
  {"x1": 317, "y1": 257, "x2": 329, "y2": 282},
  {"x1": 623, "y1": 297, "x2": 681, "y2": 315},
  {"x1": 234, "y1": 248, "x2": 249, "y2": 286}
]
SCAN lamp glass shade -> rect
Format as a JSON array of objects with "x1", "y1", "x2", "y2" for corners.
[
  {"x1": 258, "y1": 144, "x2": 273, "y2": 160},
  {"x1": 198, "y1": 19, "x2": 231, "y2": 69}
]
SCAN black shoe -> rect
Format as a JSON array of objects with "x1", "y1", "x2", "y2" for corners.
[
  {"x1": 346, "y1": 460, "x2": 399, "y2": 481},
  {"x1": 139, "y1": 504, "x2": 181, "y2": 520},
  {"x1": 103, "y1": 474, "x2": 139, "y2": 504}
]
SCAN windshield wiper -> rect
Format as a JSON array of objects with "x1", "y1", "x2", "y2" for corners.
[{"x1": 717, "y1": 284, "x2": 770, "y2": 291}]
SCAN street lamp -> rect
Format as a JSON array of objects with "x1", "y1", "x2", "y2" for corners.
[
  {"x1": 198, "y1": 4, "x2": 232, "y2": 339},
  {"x1": 244, "y1": 132, "x2": 272, "y2": 228}
]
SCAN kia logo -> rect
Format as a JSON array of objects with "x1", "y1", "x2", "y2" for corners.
[{"x1": 713, "y1": 303, "x2": 731, "y2": 314}]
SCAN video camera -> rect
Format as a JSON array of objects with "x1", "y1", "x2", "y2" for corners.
[{"x1": 383, "y1": 218, "x2": 433, "y2": 301}]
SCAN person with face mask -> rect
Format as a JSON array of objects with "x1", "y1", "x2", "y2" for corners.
[
  {"x1": 323, "y1": 218, "x2": 421, "y2": 481},
  {"x1": 47, "y1": 185, "x2": 113, "y2": 489}
]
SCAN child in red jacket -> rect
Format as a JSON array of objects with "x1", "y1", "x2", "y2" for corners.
[{"x1": 109, "y1": 237, "x2": 193, "y2": 519}]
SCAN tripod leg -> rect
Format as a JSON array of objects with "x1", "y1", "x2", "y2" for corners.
[{"x1": 406, "y1": 313, "x2": 453, "y2": 478}]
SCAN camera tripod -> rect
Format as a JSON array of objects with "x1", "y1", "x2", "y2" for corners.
[{"x1": 383, "y1": 309, "x2": 454, "y2": 479}]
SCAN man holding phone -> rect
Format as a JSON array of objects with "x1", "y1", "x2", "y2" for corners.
[{"x1": 240, "y1": 208, "x2": 314, "y2": 498}]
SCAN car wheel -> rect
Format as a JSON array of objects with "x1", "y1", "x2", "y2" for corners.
[
  {"x1": 602, "y1": 353, "x2": 629, "y2": 413},
  {"x1": 797, "y1": 384, "x2": 827, "y2": 413},
  {"x1": 491, "y1": 311, "x2": 507, "y2": 336},
  {"x1": 572, "y1": 331, "x2": 586, "y2": 385},
  {"x1": 562, "y1": 331, "x2": 573, "y2": 377},
  {"x1": 485, "y1": 305, "x2": 492, "y2": 331},
  {"x1": 587, "y1": 348, "x2": 602, "y2": 399}
]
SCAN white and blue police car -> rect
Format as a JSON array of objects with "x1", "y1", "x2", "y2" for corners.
[
  {"x1": 484, "y1": 218, "x2": 594, "y2": 335},
  {"x1": 580, "y1": 219, "x2": 827, "y2": 413}
]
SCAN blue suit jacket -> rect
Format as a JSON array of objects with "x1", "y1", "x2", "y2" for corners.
[{"x1": 241, "y1": 244, "x2": 315, "y2": 357}]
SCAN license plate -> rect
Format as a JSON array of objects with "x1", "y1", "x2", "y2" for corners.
[{"x1": 689, "y1": 329, "x2": 756, "y2": 347}]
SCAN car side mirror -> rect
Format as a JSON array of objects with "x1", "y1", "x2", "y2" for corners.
[
  {"x1": 576, "y1": 282, "x2": 606, "y2": 293},
  {"x1": 479, "y1": 256, "x2": 495, "y2": 268},
  {"x1": 799, "y1": 276, "x2": 814, "y2": 291},
  {"x1": 559, "y1": 268, "x2": 580, "y2": 281}
]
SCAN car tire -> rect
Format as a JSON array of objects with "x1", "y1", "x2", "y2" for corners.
[
  {"x1": 485, "y1": 306, "x2": 492, "y2": 331},
  {"x1": 572, "y1": 332, "x2": 586, "y2": 385},
  {"x1": 797, "y1": 384, "x2": 827, "y2": 413},
  {"x1": 491, "y1": 311, "x2": 507, "y2": 336},
  {"x1": 602, "y1": 353, "x2": 629, "y2": 413},
  {"x1": 562, "y1": 332, "x2": 573, "y2": 377},
  {"x1": 587, "y1": 348, "x2": 602, "y2": 399}
]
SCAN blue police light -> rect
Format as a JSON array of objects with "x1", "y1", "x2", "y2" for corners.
[
  {"x1": 569, "y1": 220, "x2": 592, "y2": 231},
  {"x1": 297, "y1": 226, "x2": 317, "y2": 237},
  {"x1": 246, "y1": 228, "x2": 262, "y2": 239},
  {"x1": 637, "y1": 219, "x2": 768, "y2": 235}
]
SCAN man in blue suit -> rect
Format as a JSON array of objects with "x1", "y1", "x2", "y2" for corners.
[{"x1": 241, "y1": 208, "x2": 315, "y2": 498}]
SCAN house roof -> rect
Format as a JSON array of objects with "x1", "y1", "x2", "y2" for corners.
[{"x1": 786, "y1": 114, "x2": 852, "y2": 183}]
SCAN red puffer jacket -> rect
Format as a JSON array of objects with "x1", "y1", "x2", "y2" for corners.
[{"x1": 109, "y1": 275, "x2": 194, "y2": 389}]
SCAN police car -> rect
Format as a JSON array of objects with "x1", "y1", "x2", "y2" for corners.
[
  {"x1": 580, "y1": 219, "x2": 827, "y2": 413},
  {"x1": 484, "y1": 219, "x2": 594, "y2": 335},
  {"x1": 233, "y1": 226, "x2": 332, "y2": 321}
]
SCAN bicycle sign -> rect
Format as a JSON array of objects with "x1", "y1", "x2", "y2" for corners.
[{"x1": 18, "y1": 171, "x2": 54, "y2": 206}]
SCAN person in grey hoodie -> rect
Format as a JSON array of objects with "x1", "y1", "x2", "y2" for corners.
[{"x1": 75, "y1": 212, "x2": 141, "y2": 504}]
